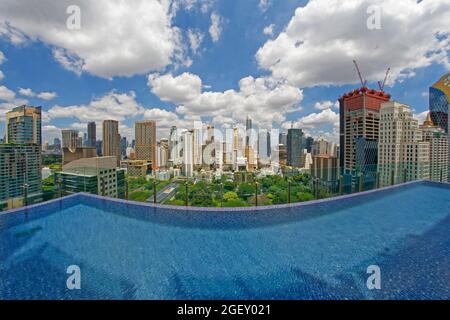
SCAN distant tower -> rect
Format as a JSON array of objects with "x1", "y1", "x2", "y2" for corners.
[
  {"x1": 6, "y1": 105, "x2": 42, "y2": 145},
  {"x1": 135, "y1": 120, "x2": 157, "y2": 170},
  {"x1": 87, "y1": 122, "x2": 96, "y2": 148},
  {"x1": 102, "y1": 120, "x2": 120, "y2": 166}
]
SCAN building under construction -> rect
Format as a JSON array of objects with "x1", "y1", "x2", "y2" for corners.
[{"x1": 339, "y1": 62, "x2": 391, "y2": 175}]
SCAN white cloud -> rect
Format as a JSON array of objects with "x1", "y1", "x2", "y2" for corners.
[
  {"x1": 18, "y1": 87, "x2": 58, "y2": 100},
  {"x1": 314, "y1": 100, "x2": 339, "y2": 110},
  {"x1": 148, "y1": 72, "x2": 303, "y2": 128},
  {"x1": 284, "y1": 109, "x2": 339, "y2": 130},
  {"x1": 259, "y1": 0, "x2": 271, "y2": 12},
  {"x1": 0, "y1": 51, "x2": 4, "y2": 81},
  {"x1": 37, "y1": 92, "x2": 58, "y2": 100},
  {"x1": 415, "y1": 110, "x2": 429, "y2": 125},
  {"x1": 0, "y1": 0, "x2": 186, "y2": 78},
  {"x1": 257, "y1": 0, "x2": 450, "y2": 88},
  {"x1": 0, "y1": 85, "x2": 15, "y2": 101},
  {"x1": 47, "y1": 91, "x2": 144, "y2": 123},
  {"x1": 263, "y1": 24, "x2": 275, "y2": 37},
  {"x1": 209, "y1": 12, "x2": 225, "y2": 42},
  {"x1": 187, "y1": 29, "x2": 204, "y2": 54},
  {"x1": 148, "y1": 72, "x2": 202, "y2": 104}
]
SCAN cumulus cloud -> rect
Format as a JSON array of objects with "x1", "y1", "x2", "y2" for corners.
[
  {"x1": 209, "y1": 12, "x2": 225, "y2": 42},
  {"x1": 0, "y1": 51, "x2": 5, "y2": 81},
  {"x1": 18, "y1": 87, "x2": 57, "y2": 100},
  {"x1": 283, "y1": 109, "x2": 339, "y2": 130},
  {"x1": 148, "y1": 72, "x2": 303, "y2": 128},
  {"x1": 0, "y1": 0, "x2": 186, "y2": 78},
  {"x1": 257, "y1": 0, "x2": 450, "y2": 88},
  {"x1": 314, "y1": 100, "x2": 339, "y2": 110},
  {"x1": 0, "y1": 85, "x2": 16, "y2": 101}
]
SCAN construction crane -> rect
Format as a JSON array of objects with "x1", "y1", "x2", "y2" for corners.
[
  {"x1": 353, "y1": 60, "x2": 367, "y2": 88},
  {"x1": 378, "y1": 68, "x2": 391, "y2": 92}
]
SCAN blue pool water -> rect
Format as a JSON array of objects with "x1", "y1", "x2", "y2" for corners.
[{"x1": 1, "y1": 181, "x2": 450, "y2": 300}]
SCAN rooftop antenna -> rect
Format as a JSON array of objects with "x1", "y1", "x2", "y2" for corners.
[
  {"x1": 352, "y1": 60, "x2": 367, "y2": 88},
  {"x1": 378, "y1": 68, "x2": 391, "y2": 92}
]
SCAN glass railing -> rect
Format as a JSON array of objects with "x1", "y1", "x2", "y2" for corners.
[{"x1": 3, "y1": 162, "x2": 449, "y2": 212}]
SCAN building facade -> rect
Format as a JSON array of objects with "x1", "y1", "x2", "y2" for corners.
[
  {"x1": 135, "y1": 120, "x2": 157, "y2": 170},
  {"x1": 87, "y1": 122, "x2": 96, "y2": 148},
  {"x1": 378, "y1": 102, "x2": 430, "y2": 187},
  {"x1": 339, "y1": 87, "x2": 391, "y2": 173},
  {"x1": 287, "y1": 128, "x2": 304, "y2": 167},
  {"x1": 0, "y1": 144, "x2": 42, "y2": 210},
  {"x1": 6, "y1": 105, "x2": 42, "y2": 145},
  {"x1": 102, "y1": 120, "x2": 120, "y2": 166},
  {"x1": 420, "y1": 113, "x2": 448, "y2": 182}
]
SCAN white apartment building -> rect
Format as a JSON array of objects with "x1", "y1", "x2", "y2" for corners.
[{"x1": 378, "y1": 102, "x2": 430, "y2": 187}]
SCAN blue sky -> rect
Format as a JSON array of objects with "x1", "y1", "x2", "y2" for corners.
[{"x1": 0, "y1": 0, "x2": 449, "y2": 143}]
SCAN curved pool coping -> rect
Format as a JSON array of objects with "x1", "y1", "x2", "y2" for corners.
[{"x1": 2, "y1": 179, "x2": 449, "y2": 216}]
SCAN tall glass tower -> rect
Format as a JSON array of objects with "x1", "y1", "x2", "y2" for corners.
[{"x1": 429, "y1": 74, "x2": 450, "y2": 133}]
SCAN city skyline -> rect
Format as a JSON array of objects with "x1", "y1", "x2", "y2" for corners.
[{"x1": 0, "y1": 0, "x2": 449, "y2": 144}]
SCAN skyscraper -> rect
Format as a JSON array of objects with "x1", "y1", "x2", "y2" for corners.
[
  {"x1": 87, "y1": 122, "x2": 96, "y2": 148},
  {"x1": 61, "y1": 129, "x2": 80, "y2": 149},
  {"x1": 339, "y1": 87, "x2": 391, "y2": 173},
  {"x1": 135, "y1": 120, "x2": 157, "y2": 170},
  {"x1": 378, "y1": 102, "x2": 430, "y2": 187},
  {"x1": 6, "y1": 105, "x2": 42, "y2": 145},
  {"x1": 245, "y1": 116, "x2": 252, "y2": 146},
  {"x1": 287, "y1": 128, "x2": 304, "y2": 167},
  {"x1": 429, "y1": 73, "x2": 450, "y2": 182},
  {"x1": 102, "y1": 120, "x2": 120, "y2": 166},
  {"x1": 1, "y1": 105, "x2": 42, "y2": 210}
]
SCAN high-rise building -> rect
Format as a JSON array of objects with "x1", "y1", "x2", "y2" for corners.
[
  {"x1": 87, "y1": 122, "x2": 96, "y2": 148},
  {"x1": 6, "y1": 105, "x2": 42, "y2": 145},
  {"x1": 420, "y1": 113, "x2": 448, "y2": 182},
  {"x1": 1, "y1": 105, "x2": 42, "y2": 210},
  {"x1": 311, "y1": 138, "x2": 337, "y2": 157},
  {"x1": 279, "y1": 133, "x2": 287, "y2": 146},
  {"x1": 102, "y1": 120, "x2": 120, "y2": 166},
  {"x1": 429, "y1": 74, "x2": 450, "y2": 133},
  {"x1": 61, "y1": 129, "x2": 80, "y2": 149},
  {"x1": 181, "y1": 130, "x2": 194, "y2": 177},
  {"x1": 157, "y1": 139, "x2": 169, "y2": 169},
  {"x1": 339, "y1": 87, "x2": 391, "y2": 173},
  {"x1": 135, "y1": 120, "x2": 157, "y2": 170},
  {"x1": 245, "y1": 116, "x2": 252, "y2": 146},
  {"x1": 305, "y1": 137, "x2": 314, "y2": 153},
  {"x1": 258, "y1": 130, "x2": 271, "y2": 165},
  {"x1": 0, "y1": 144, "x2": 42, "y2": 210},
  {"x1": 378, "y1": 102, "x2": 430, "y2": 187},
  {"x1": 429, "y1": 74, "x2": 450, "y2": 182},
  {"x1": 120, "y1": 136, "x2": 127, "y2": 159},
  {"x1": 287, "y1": 128, "x2": 304, "y2": 167}
]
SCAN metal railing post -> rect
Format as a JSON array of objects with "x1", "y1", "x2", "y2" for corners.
[
  {"x1": 255, "y1": 182, "x2": 259, "y2": 207},
  {"x1": 220, "y1": 183, "x2": 224, "y2": 207},
  {"x1": 359, "y1": 173, "x2": 364, "y2": 192},
  {"x1": 288, "y1": 179, "x2": 291, "y2": 204},
  {"x1": 391, "y1": 169, "x2": 395, "y2": 186},
  {"x1": 339, "y1": 175, "x2": 343, "y2": 195},
  {"x1": 185, "y1": 182, "x2": 188, "y2": 207},
  {"x1": 23, "y1": 183, "x2": 29, "y2": 207},
  {"x1": 125, "y1": 179, "x2": 129, "y2": 200},
  {"x1": 153, "y1": 180, "x2": 157, "y2": 204}
]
